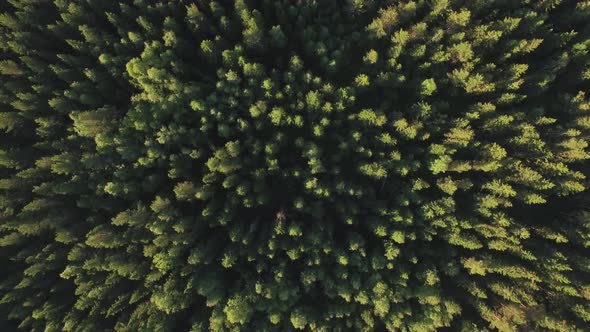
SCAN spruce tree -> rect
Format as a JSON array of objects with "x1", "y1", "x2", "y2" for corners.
[{"x1": 1, "y1": 0, "x2": 590, "y2": 331}]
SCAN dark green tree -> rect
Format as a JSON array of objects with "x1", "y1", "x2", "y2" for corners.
[{"x1": 1, "y1": 0, "x2": 590, "y2": 331}]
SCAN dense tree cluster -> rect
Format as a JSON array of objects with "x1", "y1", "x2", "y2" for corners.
[{"x1": 1, "y1": 0, "x2": 590, "y2": 331}]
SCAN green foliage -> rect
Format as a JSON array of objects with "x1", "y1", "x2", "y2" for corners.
[
  {"x1": 223, "y1": 296, "x2": 252, "y2": 325},
  {"x1": 0, "y1": 0, "x2": 589, "y2": 331}
]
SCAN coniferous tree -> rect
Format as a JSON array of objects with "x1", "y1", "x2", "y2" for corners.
[{"x1": 1, "y1": 0, "x2": 590, "y2": 331}]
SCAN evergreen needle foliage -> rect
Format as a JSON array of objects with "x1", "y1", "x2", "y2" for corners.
[{"x1": 1, "y1": 0, "x2": 590, "y2": 331}]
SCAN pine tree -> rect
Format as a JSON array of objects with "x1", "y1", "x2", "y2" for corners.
[{"x1": 1, "y1": 0, "x2": 590, "y2": 331}]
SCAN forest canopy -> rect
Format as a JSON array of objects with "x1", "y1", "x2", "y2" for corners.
[{"x1": 1, "y1": 0, "x2": 590, "y2": 331}]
